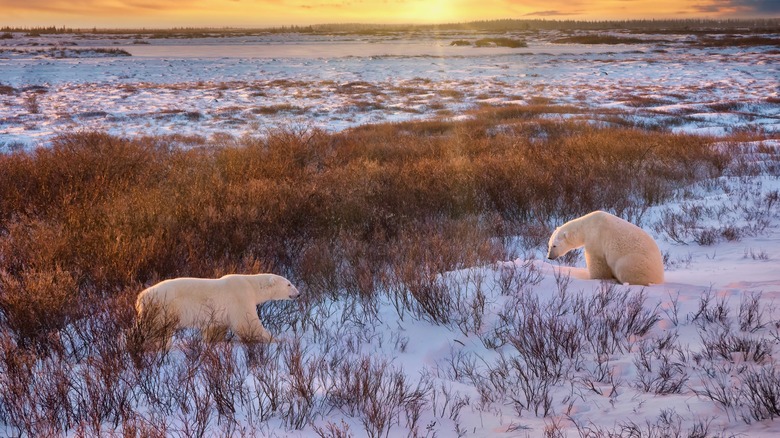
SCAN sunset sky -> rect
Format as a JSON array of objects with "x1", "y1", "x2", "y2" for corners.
[{"x1": 2, "y1": 0, "x2": 779, "y2": 29}]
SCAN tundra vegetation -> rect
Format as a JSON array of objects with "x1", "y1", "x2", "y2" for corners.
[{"x1": 0, "y1": 105, "x2": 778, "y2": 436}]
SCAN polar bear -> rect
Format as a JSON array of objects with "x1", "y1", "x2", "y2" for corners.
[
  {"x1": 547, "y1": 211, "x2": 664, "y2": 286},
  {"x1": 135, "y1": 273, "x2": 300, "y2": 347}
]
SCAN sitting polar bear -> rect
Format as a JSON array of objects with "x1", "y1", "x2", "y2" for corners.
[
  {"x1": 136, "y1": 273, "x2": 300, "y2": 346},
  {"x1": 547, "y1": 211, "x2": 664, "y2": 286}
]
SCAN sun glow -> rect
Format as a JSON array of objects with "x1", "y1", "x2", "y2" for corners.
[
  {"x1": 0, "y1": 0, "x2": 776, "y2": 28},
  {"x1": 402, "y1": 0, "x2": 462, "y2": 24}
]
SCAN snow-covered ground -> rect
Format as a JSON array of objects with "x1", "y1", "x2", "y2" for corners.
[
  {"x1": 248, "y1": 139, "x2": 777, "y2": 437},
  {"x1": 135, "y1": 141, "x2": 777, "y2": 437},
  {"x1": 2, "y1": 30, "x2": 780, "y2": 437},
  {"x1": 1, "y1": 30, "x2": 779, "y2": 149}
]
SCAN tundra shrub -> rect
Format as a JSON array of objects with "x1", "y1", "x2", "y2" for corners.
[{"x1": 0, "y1": 110, "x2": 742, "y2": 435}]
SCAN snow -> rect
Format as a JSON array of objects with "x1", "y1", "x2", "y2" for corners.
[
  {"x1": 2, "y1": 29, "x2": 780, "y2": 436},
  {"x1": 2, "y1": 30, "x2": 779, "y2": 149}
]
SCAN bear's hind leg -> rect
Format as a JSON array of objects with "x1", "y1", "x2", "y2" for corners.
[
  {"x1": 585, "y1": 250, "x2": 615, "y2": 280},
  {"x1": 135, "y1": 301, "x2": 177, "y2": 352},
  {"x1": 611, "y1": 253, "x2": 656, "y2": 286},
  {"x1": 233, "y1": 317, "x2": 273, "y2": 344}
]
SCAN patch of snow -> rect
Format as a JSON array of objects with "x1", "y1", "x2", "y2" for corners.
[{"x1": 2, "y1": 31, "x2": 779, "y2": 149}]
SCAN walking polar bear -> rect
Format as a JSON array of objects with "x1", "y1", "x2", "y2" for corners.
[
  {"x1": 136, "y1": 273, "x2": 300, "y2": 347},
  {"x1": 547, "y1": 211, "x2": 664, "y2": 286}
]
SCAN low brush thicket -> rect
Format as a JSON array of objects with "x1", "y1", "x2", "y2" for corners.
[{"x1": 1, "y1": 109, "x2": 774, "y2": 436}]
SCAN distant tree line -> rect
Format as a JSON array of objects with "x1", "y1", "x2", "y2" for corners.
[
  {"x1": 314, "y1": 18, "x2": 780, "y2": 33},
  {"x1": 1, "y1": 18, "x2": 778, "y2": 35},
  {"x1": 428, "y1": 18, "x2": 780, "y2": 31}
]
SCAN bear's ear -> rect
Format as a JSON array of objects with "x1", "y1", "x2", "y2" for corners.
[
  {"x1": 561, "y1": 231, "x2": 568, "y2": 239},
  {"x1": 261, "y1": 275, "x2": 276, "y2": 288}
]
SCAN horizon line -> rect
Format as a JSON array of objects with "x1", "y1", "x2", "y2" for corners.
[{"x1": 3, "y1": 17, "x2": 780, "y2": 32}]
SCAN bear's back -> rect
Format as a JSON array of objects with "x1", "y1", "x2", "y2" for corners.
[
  {"x1": 596, "y1": 211, "x2": 652, "y2": 240},
  {"x1": 140, "y1": 276, "x2": 249, "y2": 325},
  {"x1": 138, "y1": 277, "x2": 236, "y2": 311},
  {"x1": 588, "y1": 211, "x2": 661, "y2": 259}
]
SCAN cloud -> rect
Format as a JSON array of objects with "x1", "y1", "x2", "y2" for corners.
[
  {"x1": 124, "y1": 2, "x2": 177, "y2": 11},
  {"x1": 693, "y1": 0, "x2": 780, "y2": 14},
  {"x1": 300, "y1": 2, "x2": 351, "y2": 9},
  {"x1": 735, "y1": 0, "x2": 780, "y2": 13},
  {"x1": 0, "y1": 0, "x2": 203, "y2": 14},
  {"x1": 523, "y1": 10, "x2": 579, "y2": 17}
]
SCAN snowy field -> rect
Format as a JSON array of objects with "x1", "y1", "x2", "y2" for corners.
[
  {"x1": 1, "y1": 28, "x2": 780, "y2": 437},
  {"x1": 256, "y1": 145, "x2": 779, "y2": 437},
  {"x1": 1, "y1": 29, "x2": 779, "y2": 148}
]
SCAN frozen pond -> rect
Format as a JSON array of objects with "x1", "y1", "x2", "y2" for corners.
[{"x1": 1, "y1": 30, "x2": 779, "y2": 148}]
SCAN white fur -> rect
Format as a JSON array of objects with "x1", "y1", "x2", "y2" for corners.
[
  {"x1": 136, "y1": 273, "x2": 300, "y2": 345},
  {"x1": 547, "y1": 211, "x2": 664, "y2": 286}
]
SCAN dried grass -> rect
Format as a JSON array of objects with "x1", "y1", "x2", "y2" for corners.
[{"x1": 0, "y1": 112, "x2": 754, "y2": 435}]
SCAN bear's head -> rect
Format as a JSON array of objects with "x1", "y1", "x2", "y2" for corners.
[
  {"x1": 256, "y1": 274, "x2": 301, "y2": 302},
  {"x1": 547, "y1": 228, "x2": 573, "y2": 260}
]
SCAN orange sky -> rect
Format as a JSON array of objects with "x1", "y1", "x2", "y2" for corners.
[{"x1": 1, "y1": 0, "x2": 778, "y2": 28}]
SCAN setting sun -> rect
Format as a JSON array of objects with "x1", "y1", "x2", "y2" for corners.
[{"x1": 1, "y1": 0, "x2": 778, "y2": 28}]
